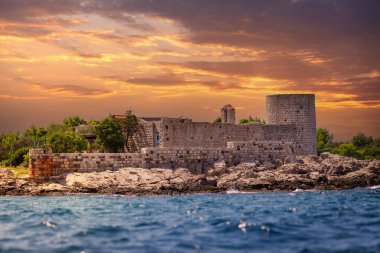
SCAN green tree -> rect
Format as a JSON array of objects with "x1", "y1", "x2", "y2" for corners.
[
  {"x1": 361, "y1": 137, "x2": 380, "y2": 160},
  {"x1": 0, "y1": 133, "x2": 7, "y2": 161},
  {"x1": 46, "y1": 129, "x2": 87, "y2": 153},
  {"x1": 63, "y1": 116, "x2": 86, "y2": 129},
  {"x1": 1, "y1": 132, "x2": 20, "y2": 155},
  {"x1": 22, "y1": 125, "x2": 47, "y2": 148},
  {"x1": 6, "y1": 147, "x2": 30, "y2": 166},
  {"x1": 333, "y1": 143, "x2": 361, "y2": 159},
  {"x1": 352, "y1": 132, "x2": 373, "y2": 147},
  {"x1": 120, "y1": 110, "x2": 139, "y2": 152},
  {"x1": 96, "y1": 117, "x2": 125, "y2": 152},
  {"x1": 317, "y1": 128, "x2": 334, "y2": 154},
  {"x1": 214, "y1": 117, "x2": 222, "y2": 123},
  {"x1": 239, "y1": 116, "x2": 266, "y2": 124}
]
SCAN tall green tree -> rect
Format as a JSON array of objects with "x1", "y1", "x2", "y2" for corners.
[
  {"x1": 317, "y1": 128, "x2": 334, "y2": 154},
  {"x1": 96, "y1": 117, "x2": 125, "y2": 152}
]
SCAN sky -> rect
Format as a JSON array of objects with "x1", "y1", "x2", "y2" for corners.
[{"x1": 0, "y1": 0, "x2": 379, "y2": 140}]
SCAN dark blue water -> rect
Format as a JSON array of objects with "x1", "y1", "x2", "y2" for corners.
[{"x1": 1, "y1": 188, "x2": 380, "y2": 253}]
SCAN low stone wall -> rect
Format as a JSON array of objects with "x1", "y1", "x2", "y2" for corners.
[
  {"x1": 29, "y1": 141, "x2": 294, "y2": 178},
  {"x1": 29, "y1": 149, "x2": 141, "y2": 178}
]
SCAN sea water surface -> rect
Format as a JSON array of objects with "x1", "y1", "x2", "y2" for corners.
[{"x1": 0, "y1": 188, "x2": 380, "y2": 253}]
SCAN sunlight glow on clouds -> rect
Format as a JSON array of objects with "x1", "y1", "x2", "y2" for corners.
[{"x1": 0, "y1": 0, "x2": 379, "y2": 140}]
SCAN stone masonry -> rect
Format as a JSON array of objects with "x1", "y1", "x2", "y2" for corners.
[
  {"x1": 31, "y1": 93, "x2": 316, "y2": 179},
  {"x1": 266, "y1": 94, "x2": 317, "y2": 155},
  {"x1": 29, "y1": 141, "x2": 294, "y2": 178}
]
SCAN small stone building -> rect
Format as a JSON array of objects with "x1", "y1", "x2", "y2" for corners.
[{"x1": 221, "y1": 104, "x2": 235, "y2": 124}]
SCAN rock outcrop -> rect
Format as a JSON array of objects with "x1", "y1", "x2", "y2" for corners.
[{"x1": 0, "y1": 153, "x2": 379, "y2": 196}]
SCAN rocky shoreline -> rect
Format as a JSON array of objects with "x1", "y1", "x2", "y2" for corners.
[{"x1": 1, "y1": 153, "x2": 379, "y2": 196}]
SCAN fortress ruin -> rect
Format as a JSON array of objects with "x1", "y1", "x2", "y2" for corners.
[{"x1": 29, "y1": 94, "x2": 317, "y2": 178}]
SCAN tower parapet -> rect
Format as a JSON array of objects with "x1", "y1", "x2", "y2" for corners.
[{"x1": 266, "y1": 94, "x2": 317, "y2": 155}]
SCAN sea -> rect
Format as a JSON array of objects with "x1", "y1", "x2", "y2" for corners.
[{"x1": 0, "y1": 188, "x2": 380, "y2": 253}]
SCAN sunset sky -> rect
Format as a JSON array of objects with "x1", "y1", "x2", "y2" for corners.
[{"x1": 0, "y1": 0, "x2": 379, "y2": 140}]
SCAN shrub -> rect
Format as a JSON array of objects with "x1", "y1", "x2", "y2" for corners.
[{"x1": 7, "y1": 147, "x2": 30, "y2": 167}]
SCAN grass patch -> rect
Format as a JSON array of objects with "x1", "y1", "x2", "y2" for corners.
[{"x1": 12, "y1": 167, "x2": 29, "y2": 178}]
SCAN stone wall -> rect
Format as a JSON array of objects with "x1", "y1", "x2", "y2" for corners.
[
  {"x1": 159, "y1": 118, "x2": 266, "y2": 148},
  {"x1": 29, "y1": 140, "x2": 294, "y2": 178},
  {"x1": 266, "y1": 94, "x2": 317, "y2": 155},
  {"x1": 29, "y1": 148, "x2": 141, "y2": 178},
  {"x1": 262, "y1": 124, "x2": 296, "y2": 143}
]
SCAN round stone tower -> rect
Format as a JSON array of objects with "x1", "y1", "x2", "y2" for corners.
[{"x1": 266, "y1": 94, "x2": 317, "y2": 155}]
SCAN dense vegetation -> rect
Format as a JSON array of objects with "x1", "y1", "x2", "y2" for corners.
[
  {"x1": 317, "y1": 128, "x2": 380, "y2": 160},
  {"x1": 0, "y1": 112, "x2": 140, "y2": 167},
  {"x1": 1, "y1": 114, "x2": 379, "y2": 168}
]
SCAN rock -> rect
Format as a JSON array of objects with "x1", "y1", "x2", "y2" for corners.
[
  {"x1": 261, "y1": 160, "x2": 276, "y2": 169},
  {"x1": 320, "y1": 152, "x2": 331, "y2": 159},
  {"x1": 279, "y1": 164, "x2": 310, "y2": 174},
  {"x1": 367, "y1": 160, "x2": 380, "y2": 174},
  {"x1": 207, "y1": 161, "x2": 227, "y2": 176},
  {"x1": 0, "y1": 168, "x2": 13, "y2": 178},
  {"x1": 284, "y1": 155, "x2": 297, "y2": 164},
  {"x1": 1, "y1": 154, "x2": 380, "y2": 196},
  {"x1": 275, "y1": 159, "x2": 283, "y2": 167}
]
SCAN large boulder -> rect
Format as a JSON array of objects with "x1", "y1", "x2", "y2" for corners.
[{"x1": 207, "y1": 161, "x2": 227, "y2": 176}]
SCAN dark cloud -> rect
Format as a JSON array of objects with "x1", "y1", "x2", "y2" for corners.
[
  {"x1": 90, "y1": 0, "x2": 380, "y2": 78},
  {"x1": 280, "y1": 77, "x2": 380, "y2": 103},
  {"x1": 1, "y1": 0, "x2": 380, "y2": 104},
  {"x1": 0, "y1": 0, "x2": 80, "y2": 22},
  {"x1": 167, "y1": 56, "x2": 329, "y2": 81},
  {"x1": 76, "y1": 53, "x2": 103, "y2": 59}
]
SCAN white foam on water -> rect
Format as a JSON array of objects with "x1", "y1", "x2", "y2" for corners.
[
  {"x1": 369, "y1": 185, "x2": 380, "y2": 189},
  {"x1": 226, "y1": 189, "x2": 241, "y2": 194},
  {"x1": 42, "y1": 220, "x2": 57, "y2": 229}
]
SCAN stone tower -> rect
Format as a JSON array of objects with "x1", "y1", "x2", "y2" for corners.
[
  {"x1": 221, "y1": 104, "x2": 235, "y2": 124},
  {"x1": 266, "y1": 94, "x2": 317, "y2": 155}
]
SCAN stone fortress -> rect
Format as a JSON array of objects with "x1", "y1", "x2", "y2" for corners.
[{"x1": 29, "y1": 94, "x2": 317, "y2": 178}]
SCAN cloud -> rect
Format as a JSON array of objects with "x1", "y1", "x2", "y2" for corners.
[
  {"x1": 0, "y1": 93, "x2": 47, "y2": 100},
  {"x1": 102, "y1": 74, "x2": 244, "y2": 91},
  {"x1": 32, "y1": 83, "x2": 113, "y2": 97},
  {"x1": 168, "y1": 56, "x2": 328, "y2": 81},
  {"x1": 85, "y1": 0, "x2": 380, "y2": 74}
]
